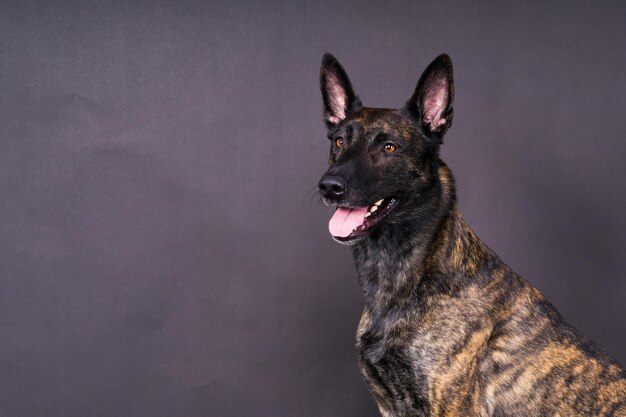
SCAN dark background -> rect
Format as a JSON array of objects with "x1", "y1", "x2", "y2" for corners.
[{"x1": 1, "y1": 1, "x2": 625, "y2": 416}]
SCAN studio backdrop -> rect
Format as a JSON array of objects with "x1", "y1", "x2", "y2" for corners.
[{"x1": 1, "y1": 1, "x2": 625, "y2": 416}]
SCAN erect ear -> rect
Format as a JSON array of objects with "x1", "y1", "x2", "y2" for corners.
[
  {"x1": 320, "y1": 53, "x2": 360, "y2": 128},
  {"x1": 405, "y1": 54, "x2": 454, "y2": 138}
]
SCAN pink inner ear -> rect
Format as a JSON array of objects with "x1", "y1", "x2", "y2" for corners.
[
  {"x1": 422, "y1": 78, "x2": 449, "y2": 131},
  {"x1": 327, "y1": 115, "x2": 341, "y2": 124},
  {"x1": 326, "y1": 73, "x2": 347, "y2": 122}
]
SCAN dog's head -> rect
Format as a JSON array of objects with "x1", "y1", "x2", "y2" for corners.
[{"x1": 318, "y1": 53, "x2": 454, "y2": 245}]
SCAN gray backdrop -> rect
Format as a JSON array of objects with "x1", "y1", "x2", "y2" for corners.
[{"x1": 1, "y1": 1, "x2": 625, "y2": 416}]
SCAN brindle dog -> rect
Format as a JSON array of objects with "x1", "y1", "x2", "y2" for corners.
[{"x1": 317, "y1": 53, "x2": 626, "y2": 416}]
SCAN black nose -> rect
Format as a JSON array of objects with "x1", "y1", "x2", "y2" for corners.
[{"x1": 318, "y1": 175, "x2": 347, "y2": 200}]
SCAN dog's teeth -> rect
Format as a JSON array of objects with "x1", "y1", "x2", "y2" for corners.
[
  {"x1": 370, "y1": 205, "x2": 378, "y2": 213},
  {"x1": 365, "y1": 212, "x2": 371, "y2": 218},
  {"x1": 375, "y1": 199, "x2": 384, "y2": 206}
]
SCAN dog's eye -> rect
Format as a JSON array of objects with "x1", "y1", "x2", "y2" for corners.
[
  {"x1": 335, "y1": 137, "x2": 344, "y2": 148},
  {"x1": 383, "y1": 143, "x2": 396, "y2": 153}
]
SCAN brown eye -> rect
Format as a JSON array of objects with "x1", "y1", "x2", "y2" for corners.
[
  {"x1": 335, "y1": 137, "x2": 344, "y2": 148},
  {"x1": 383, "y1": 143, "x2": 396, "y2": 153}
]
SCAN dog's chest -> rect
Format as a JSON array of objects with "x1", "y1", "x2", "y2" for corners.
[
  {"x1": 356, "y1": 317, "x2": 432, "y2": 416},
  {"x1": 356, "y1": 300, "x2": 489, "y2": 417}
]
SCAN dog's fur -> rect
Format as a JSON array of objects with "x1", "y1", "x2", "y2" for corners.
[{"x1": 317, "y1": 53, "x2": 626, "y2": 416}]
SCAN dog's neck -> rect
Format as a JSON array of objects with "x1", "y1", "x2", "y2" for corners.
[{"x1": 352, "y1": 161, "x2": 496, "y2": 316}]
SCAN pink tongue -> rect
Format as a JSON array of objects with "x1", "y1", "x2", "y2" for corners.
[{"x1": 328, "y1": 207, "x2": 368, "y2": 238}]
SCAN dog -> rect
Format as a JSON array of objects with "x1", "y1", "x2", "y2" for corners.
[{"x1": 317, "y1": 53, "x2": 626, "y2": 416}]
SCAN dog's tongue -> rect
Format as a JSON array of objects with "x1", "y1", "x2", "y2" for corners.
[{"x1": 329, "y1": 207, "x2": 368, "y2": 238}]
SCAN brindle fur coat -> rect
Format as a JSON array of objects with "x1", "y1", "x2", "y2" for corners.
[{"x1": 317, "y1": 53, "x2": 626, "y2": 417}]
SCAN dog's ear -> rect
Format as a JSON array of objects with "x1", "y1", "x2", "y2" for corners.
[
  {"x1": 320, "y1": 53, "x2": 360, "y2": 128},
  {"x1": 405, "y1": 54, "x2": 454, "y2": 138}
]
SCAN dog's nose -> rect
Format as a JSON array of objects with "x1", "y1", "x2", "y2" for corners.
[{"x1": 319, "y1": 175, "x2": 347, "y2": 200}]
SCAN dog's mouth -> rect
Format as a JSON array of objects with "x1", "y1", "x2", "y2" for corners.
[{"x1": 328, "y1": 197, "x2": 399, "y2": 243}]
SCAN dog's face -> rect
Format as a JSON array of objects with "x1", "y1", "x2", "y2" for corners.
[{"x1": 318, "y1": 54, "x2": 454, "y2": 244}]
